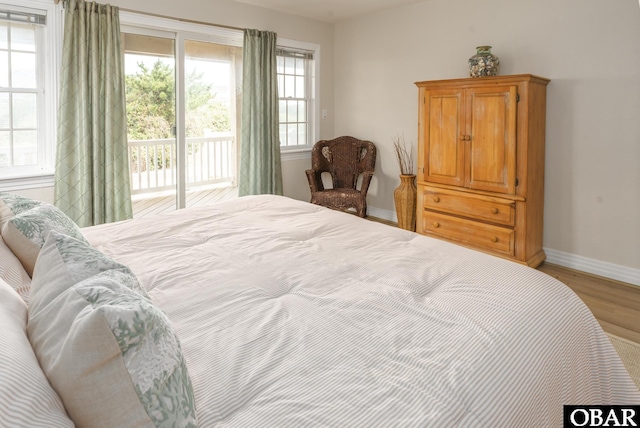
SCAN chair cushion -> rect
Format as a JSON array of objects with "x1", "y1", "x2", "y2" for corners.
[
  {"x1": 311, "y1": 188, "x2": 364, "y2": 207},
  {"x1": 315, "y1": 188, "x2": 363, "y2": 197},
  {"x1": 0, "y1": 278, "x2": 74, "y2": 427},
  {"x1": 0, "y1": 194, "x2": 89, "y2": 276},
  {"x1": 27, "y1": 231, "x2": 197, "y2": 428}
]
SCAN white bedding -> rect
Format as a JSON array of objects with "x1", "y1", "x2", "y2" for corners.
[{"x1": 83, "y1": 195, "x2": 640, "y2": 427}]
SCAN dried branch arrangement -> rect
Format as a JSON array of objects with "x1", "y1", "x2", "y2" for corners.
[{"x1": 393, "y1": 134, "x2": 414, "y2": 175}]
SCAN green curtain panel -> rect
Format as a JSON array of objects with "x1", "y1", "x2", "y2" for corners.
[
  {"x1": 238, "y1": 29, "x2": 283, "y2": 196},
  {"x1": 54, "y1": 0, "x2": 132, "y2": 227}
]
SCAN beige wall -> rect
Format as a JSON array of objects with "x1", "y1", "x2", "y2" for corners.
[
  {"x1": 333, "y1": 0, "x2": 640, "y2": 275},
  {"x1": 10, "y1": 187, "x2": 55, "y2": 204}
]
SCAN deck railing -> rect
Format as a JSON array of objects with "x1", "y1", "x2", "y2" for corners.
[{"x1": 128, "y1": 134, "x2": 235, "y2": 195}]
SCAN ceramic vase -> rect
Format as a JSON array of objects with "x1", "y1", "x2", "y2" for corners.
[
  {"x1": 394, "y1": 174, "x2": 417, "y2": 231},
  {"x1": 469, "y1": 46, "x2": 500, "y2": 78}
]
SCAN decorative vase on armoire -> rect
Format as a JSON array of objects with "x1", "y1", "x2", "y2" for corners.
[
  {"x1": 468, "y1": 45, "x2": 500, "y2": 77},
  {"x1": 394, "y1": 174, "x2": 417, "y2": 231}
]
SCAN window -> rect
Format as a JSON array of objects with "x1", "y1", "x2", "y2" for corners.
[
  {"x1": 277, "y1": 46, "x2": 316, "y2": 150},
  {"x1": 0, "y1": 0, "x2": 60, "y2": 188}
]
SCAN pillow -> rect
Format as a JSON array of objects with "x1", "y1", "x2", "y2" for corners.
[
  {"x1": 0, "y1": 235, "x2": 31, "y2": 303},
  {"x1": 1, "y1": 199, "x2": 89, "y2": 276},
  {"x1": 27, "y1": 231, "x2": 197, "y2": 428},
  {"x1": 30, "y1": 229, "x2": 150, "y2": 300},
  {"x1": 0, "y1": 278, "x2": 74, "y2": 427},
  {"x1": 0, "y1": 192, "x2": 43, "y2": 228}
]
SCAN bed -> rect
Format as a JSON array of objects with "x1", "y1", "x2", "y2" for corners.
[{"x1": 1, "y1": 193, "x2": 638, "y2": 427}]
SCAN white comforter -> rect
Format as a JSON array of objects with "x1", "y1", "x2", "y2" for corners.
[{"x1": 83, "y1": 195, "x2": 639, "y2": 427}]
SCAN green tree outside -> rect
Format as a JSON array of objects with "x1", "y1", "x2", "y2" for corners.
[{"x1": 125, "y1": 59, "x2": 231, "y2": 172}]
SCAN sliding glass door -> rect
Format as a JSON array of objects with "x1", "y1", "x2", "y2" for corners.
[
  {"x1": 182, "y1": 39, "x2": 241, "y2": 208},
  {"x1": 122, "y1": 25, "x2": 242, "y2": 217}
]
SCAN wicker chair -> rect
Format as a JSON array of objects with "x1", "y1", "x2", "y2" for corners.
[{"x1": 305, "y1": 136, "x2": 377, "y2": 218}]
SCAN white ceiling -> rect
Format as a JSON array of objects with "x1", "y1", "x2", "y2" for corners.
[{"x1": 233, "y1": 0, "x2": 426, "y2": 23}]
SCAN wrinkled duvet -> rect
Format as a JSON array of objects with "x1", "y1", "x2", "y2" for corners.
[{"x1": 83, "y1": 195, "x2": 640, "y2": 427}]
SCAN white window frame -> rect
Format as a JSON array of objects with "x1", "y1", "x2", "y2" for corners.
[
  {"x1": 277, "y1": 38, "x2": 319, "y2": 161},
  {"x1": 0, "y1": 0, "x2": 62, "y2": 191}
]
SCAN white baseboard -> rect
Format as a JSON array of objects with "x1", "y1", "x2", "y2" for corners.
[
  {"x1": 367, "y1": 206, "x2": 397, "y2": 223},
  {"x1": 367, "y1": 206, "x2": 640, "y2": 287},
  {"x1": 544, "y1": 248, "x2": 640, "y2": 287}
]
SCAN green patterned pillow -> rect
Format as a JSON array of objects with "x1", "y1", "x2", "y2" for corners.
[
  {"x1": 0, "y1": 192, "x2": 43, "y2": 228},
  {"x1": 35, "y1": 229, "x2": 150, "y2": 300},
  {"x1": 27, "y1": 231, "x2": 197, "y2": 428},
  {"x1": 1, "y1": 200, "x2": 89, "y2": 276}
]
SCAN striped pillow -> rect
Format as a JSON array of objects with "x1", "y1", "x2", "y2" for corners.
[
  {"x1": 0, "y1": 236, "x2": 31, "y2": 303},
  {"x1": 0, "y1": 278, "x2": 74, "y2": 427}
]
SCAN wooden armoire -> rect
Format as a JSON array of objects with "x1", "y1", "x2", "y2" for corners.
[{"x1": 415, "y1": 74, "x2": 550, "y2": 267}]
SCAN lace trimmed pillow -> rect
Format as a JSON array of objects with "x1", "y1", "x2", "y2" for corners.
[
  {"x1": 0, "y1": 196, "x2": 89, "y2": 276},
  {"x1": 27, "y1": 231, "x2": 197, "y2": 428}
]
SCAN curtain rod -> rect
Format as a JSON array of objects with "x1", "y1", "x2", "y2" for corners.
[{"x1": 52, "y1": 0, "x2": 244, "y2": 32}]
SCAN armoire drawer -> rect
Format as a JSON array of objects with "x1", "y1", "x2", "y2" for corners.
[
  {"x1": 423, "y1": 187, "x2": 516, "y2": 227},
  {"x1": 422, "y1": 211, "x2": 515, "y2": 257}
]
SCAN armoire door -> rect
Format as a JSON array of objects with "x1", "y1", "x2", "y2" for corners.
[
  {"x1": 419, "y1": 88, "x2": 465, "y2": 187},
  {"x1": 464, "y1": 85, "x2": 517, "y2": 194}
]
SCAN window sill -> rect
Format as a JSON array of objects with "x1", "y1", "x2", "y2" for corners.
[
  {"x1": 281, "y1": 148, "x2": 311, "y2": 161},
  {"x1": 0, "y1": 174, "x2": 55, "y2": 192}
]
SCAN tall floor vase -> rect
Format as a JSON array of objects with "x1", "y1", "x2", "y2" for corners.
[{"x1": 394, "y1": 174, "x2": 417, "y2": 231}]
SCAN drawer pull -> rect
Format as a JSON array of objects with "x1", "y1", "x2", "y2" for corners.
[
  {"x1": 491, "y1": 208, "x2": 499, "y2": 214},
  {"x1": 433, "y1": 197, "x2": 440, "y2": 203},
  {"x1": 433, "y1": 222, "x2": 440, "y2": 228},
  {"x1": 491, "y1": 236, "x2": 499, "y2": 243}
]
